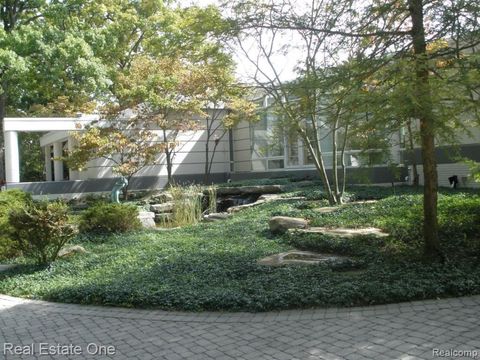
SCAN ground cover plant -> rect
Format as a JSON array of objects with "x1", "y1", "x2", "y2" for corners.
[{"x1": 0, "y1": 182, "x2": 479, "y2": 311}]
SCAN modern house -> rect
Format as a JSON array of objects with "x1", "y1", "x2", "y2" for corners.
[{"x1": 2, "y1": 96, "x2": 479, "y2": 197}]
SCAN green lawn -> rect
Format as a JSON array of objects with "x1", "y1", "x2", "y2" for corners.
[{"x1": 1, "y1": 184, "x2": 480, "y2": 311}]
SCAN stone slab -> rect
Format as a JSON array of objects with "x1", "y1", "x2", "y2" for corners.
[
  {"x1": 138, "y1": 211, "x2": 156, "y2": 228},
  {"x1": 257, "y1": 250, "x2": 351, "y2": 266},
  {"x1": 150, "y1": 202, "x2": 174, "y2": 213},
  {"x1": 216, "y1": 185, "x2": 284, "y2": 196},
  {"x1": 290, "y1": 227, "x2": 389, "y2": 238},
  {"x1": 0, "y1": 264, "x2": 17, "y2": 272}
]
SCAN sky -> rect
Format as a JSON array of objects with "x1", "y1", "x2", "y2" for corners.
[{"x1": 176, "y1": 0, "x2": 302, "y2": 83}]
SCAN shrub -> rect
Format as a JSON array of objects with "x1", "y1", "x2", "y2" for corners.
[
  {"x1": 0, "y1": 189, "x2": 32, "y2": 260},
  {"x1": 79, "y1": 202, "x2": 141, "y2": 234},
  {"x1": 8, "y1": 201, "x2": 77, "y2": 264}
]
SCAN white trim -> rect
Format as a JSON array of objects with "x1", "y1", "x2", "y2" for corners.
[
  {"x1": 5, "y1": 131, "x2": 19, "y2": 182},
  {"x1": 53, "y1": 142, "x2": 64, "y2": 182},
  {"x1": 3, "y1": 115, "x2": 99, "y2": 132},
  {"x1": 39, "y1": 131, "x2": 70, "y2": 147}
]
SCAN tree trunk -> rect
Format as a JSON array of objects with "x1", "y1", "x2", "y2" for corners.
[
  {"x1": 409, "y1": 0, "x2": 442, "y2": 259},
  {"x1": 162, "y1": 129, "x2": 173, "y2": 186},
  {"x1": 302, "y1": 131, "x2": 337, "y2": 205},
  {"x1": 166, "y1": 149, "x2": 172, "y2": 185},
  {"x1": 332, "y1": 117, "x2": 340, "y2": 202},
  {"x1": 340, "y1": 124, "x2": 349, "y2": 199},
  {"x1": 406, "y1": 119, "x2": 419, "y2": 186},
  {"x1": 204, "y1": 136, "x2": 210, "y2": 184}
]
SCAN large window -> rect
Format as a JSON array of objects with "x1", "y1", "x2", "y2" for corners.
[
  {"x1": 251, "y1": 96, "x2": 285, "y2": 171},
  {"x1": 250, "y1": 96, "x2": 398, "y2": 171}
]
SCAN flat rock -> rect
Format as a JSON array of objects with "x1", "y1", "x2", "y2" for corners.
[
  {"x1": 203, "y1": 212, "x2": 231, "y2": 222},
  {"x1": 290, "y1": 227, "x2": 389, "y2": 238},
  {"x1": 149, "y1": 192, "x2": 174, "y2": 204},
  {"x1": 226, "y1": 195, "x2": 308, "y2": 213},
  {"x1": 348, "y1": 200, "x2": 379, "y2": 205},
  {"x1": 257, "y1": 250, "x2": 351, "y2": 266},
  {"x1": 0, "y1": 264, "x2": 18, "y2": 272},
  {"x1": 58, "y1": 245, "x2": 87, "y2": 258},
  {"x1": 138, "y1": 211, "x2": 156, "y2": 228},
  {"x1": 258, "y1": 194, "x2": 283, "y2": 202},
  {"x1": 269, "y1": 216, "x2": 309, "y2": 234},
  {"x1": 227, "y1": 200, "x2": 266, "y2": 213},
  {"x1": 314, "y1": 207, "x2": 338, "y2": 214},
  {"x1": 216, "y1": 185, "x2": 284, "y2": 196},
  {"x1": 258, "y1": 194, "x2": 307, "y2": 202},
  {"x1": 150, "y1": 202, "x2": 174, "y2": 213}
]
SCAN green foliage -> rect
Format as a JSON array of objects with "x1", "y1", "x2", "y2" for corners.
[
  {"x1": 206, "y1": 185, "x2": 217, "y2": 214},
  {"x1": 466, "y1": 160, "x2": 480, "y2": 183},
  {"x1": 1, "y1": 1, "x2": 110, "y2": 115},
  {"x1": 67, "y1": 121, "x2": 166, "y2": 187},
  {"x1": 1, "y1": 184, "x2": 479, "y2": 311},
  {"x1": 19, "y1": 133, "x2": 44, "y2": 182},
  {"x1": 0, "y1": 189, "x2": 32, "y2": 260},
  {"x1": 8, "y1": 201, "x2": 77, "y2": 265},
  {"x1": 169, "y1": 184, "x2": 203, "y2": 227},
  {"x1": 79, "y1": 202, "x2": 141, "y2": 235}
]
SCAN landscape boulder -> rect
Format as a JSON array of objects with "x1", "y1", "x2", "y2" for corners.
[
  {"x1": 289, "y1": 227, "x2": 389, "y2": 238},
  {"x1": 150, "y1": 202, "x2": 174, "y2": 213},
  {"x1": 58, "y1": 245, "x2": 87, "y2": 258},
  {"x1": 147, "y1": 192, "x2": 174, "y2": 204},
  {"x1": 215, "y1": 185, "x2": 284, "y2": 196},
  {"x1": 257, "y1": 250, "x2": 352, "y2": 267},
  {"x1": 138, "y1": 211, "x2": 156, "y2": 228},
  {"x1": 269, "y1": 216, "x2": 308, "y2": 234},
  {"x1": 203, "y1": 212, "x2": 231, "y2": 222}
]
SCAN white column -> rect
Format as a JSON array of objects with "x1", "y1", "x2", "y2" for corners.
[
  {"x1": 44, "y1": 145, "x2": 53, "y2": 181},
  {"x1": 5, "y1": 131, "x2": 20, "y2": 183},
  {"x1": 67, "y1": 138, "x2": 78, "y2": 180},
  {"x1": 53, "y1": 142, "x2": 64, "y2": 181}
]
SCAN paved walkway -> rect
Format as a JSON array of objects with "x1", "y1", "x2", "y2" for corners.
[{"x1": 1, "y1": 294, "x2": 480, "y2": 360}]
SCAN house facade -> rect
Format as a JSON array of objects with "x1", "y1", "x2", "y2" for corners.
[
  {"x1": 3, "y1": 98, "x2": 479, "y2": 196},
  {"x1": 408, "y1": 126, "x2": 480, "y2": 189}
]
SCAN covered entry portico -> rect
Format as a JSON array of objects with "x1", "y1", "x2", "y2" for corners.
[{"x1": 3, "y1": 115, "x2": 98, "y2": 184}]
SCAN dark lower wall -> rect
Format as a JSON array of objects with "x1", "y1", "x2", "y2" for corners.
[
  {"x1": 6, "y1": 167, "x2": 406, "y2": 196},
  {"x1": 6, "y1": 173, "x2": 229, "y2": 195}
]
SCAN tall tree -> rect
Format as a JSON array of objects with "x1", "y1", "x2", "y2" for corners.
[
  {"x1": 0, "y1": 0, "x2": 45, "y2": 181},
  {"x1": 231, "y1": 0, "x2": 367, "y2": 205},
  {"x1": 191, "y1": 60, "x2": 258, "y2": 183},
  {"x1": 0, "y1": 0, "x2": 111, "y2": 182},
  {"x1": 229, "y1": 0, "x2": 480, "y2": 258},
  {"x1": 69, "y1": 4, "x2": 235, "y2": 186},
  {"x1": 113, "y1": 56, "x2": 205, "y2": 185}
]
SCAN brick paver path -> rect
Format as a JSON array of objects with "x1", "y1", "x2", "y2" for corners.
[{"x1": 1, "y1": 294, "x2": 480, "y2": 360}]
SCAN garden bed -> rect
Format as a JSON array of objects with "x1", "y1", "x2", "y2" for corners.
[{"x1": 0, "y1": 184, "x2": 479, "y2": 311}]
